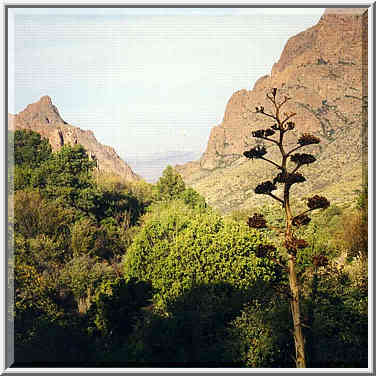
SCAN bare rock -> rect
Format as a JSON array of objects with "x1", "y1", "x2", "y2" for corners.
[
  {"x1": 177, "y1": 8, "x2": 367, "y2": 212},
  {"x1": 9, "y1": 96, "x2": 140, "y2": 182}
]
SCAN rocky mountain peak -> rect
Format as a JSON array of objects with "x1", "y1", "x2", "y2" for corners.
[
  {"x1": 17, "y1": 95, "x2": 65, "y2": 127},
  {"x1": 9, "y1": 97, "x2": 140, "y2": 182},
  {"x1": 177, "y1": 8, "x2": 367, "y2": 213},
  {"x1": 39, "y1": 95, "x2": 53, "y2": 105}
]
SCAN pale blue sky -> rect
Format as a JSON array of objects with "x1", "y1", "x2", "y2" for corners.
[{"x1": 8, "y1": 7, "x2": 324, "y2": 164}]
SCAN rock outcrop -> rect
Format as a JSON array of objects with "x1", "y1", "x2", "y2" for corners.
[
  {"x1": 9, "y1": 96, "x2": 140, "y2": 182},
  {"x1": 177, "y1": 8, "x2": 367, "y2": 213}
]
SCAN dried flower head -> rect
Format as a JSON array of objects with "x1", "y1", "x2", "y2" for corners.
[
  {"x1": 298, "y1": 133, "x2": 321, "y2": 146},
  {"x1": 247, "y1": 213, "x2": 267, "y2": 229},
  {"x1": 243, "y1": 145, "x2": 267, "y2": 159},
  {"x1": 285, "y1": 238, "x2": 309, "y2": 253},
  {"x1": 295, "y1": 239, "x2": 309, "y2": 249},
  {"x1": 307, "y1": 195, "x2": 330, "y2": 210},
  {"x1": 312, "y1": 254, "x2": 328, "y2": 268},
  {"x1": 255, "y1": 243, "x2": 276, "y2": 258},
  {"x1": 265, "y1": 128, "x2": 275, "y2": 137},
  {"x1": 292, "y1": 214, "x2": 311, "y2": 227},
  {"x1": 290, "y1": 153, "x2": 316, "y2": 165},
  {"x1": 252, "y1": 130, "x2": 264, "y2": 138},
  {"x1": 252, "y1": 128, "x2": 276, "y2": 138},
  {"x1": 255, "y1": 105, "x2": 265, "y2": 114},
  {"x1": 286, "y1": 121, "x2": 295, "y2": 130},
  {"x1": 273, "y1": 172, "x2": 306, "y2": 185},
  {"x1": 254, "y1": 181, "x2": 277, "y2": 195}
]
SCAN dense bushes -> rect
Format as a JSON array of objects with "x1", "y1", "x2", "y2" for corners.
[
  {"x1": 11, "y1": 130, "x2": 368, "y2": 367},
  {"x1": 12, "y1": 130, "x2": 152, "y2": 365},
  {"x1": 119, "y1": 200, "x2": 286, "y2": 366},
  {"x1": 123, "y1": 200, "x2": 281, "y2": 308}
]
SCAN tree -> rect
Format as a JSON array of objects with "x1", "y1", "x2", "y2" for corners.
[
  {"x1": 155, "y1": 165, "x2": 186, "y2": 201},
  {"x1": 242, "y1": 88, "x2": 330, "y2": 367},
  {"x1": 31, "y1": 144, "x2": 96, "y2": 208},
  {"x1": 13, "y1": 130, "x2": 52, "y2": 191},
  {"x1": 14, "y1": 129, "x2": 52, "y2": 168},
  {"x1": 122, "y1": 200, "x2": 282, "y2": 365},
  {"x1": 123, "y1": 200, "x2": 281, "y2": 310}
]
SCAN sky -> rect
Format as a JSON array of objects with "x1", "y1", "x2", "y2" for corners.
[{"x1": 8, "y1": 7, "x2": 324, "y2": 179}]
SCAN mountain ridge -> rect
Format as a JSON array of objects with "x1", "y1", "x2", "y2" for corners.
[
  {"x1": 8, "y1": 96, "x2": 140, "y2": 182},
  {"x1": 176, "y1": 8, "x2": 367, "y2": 213}
]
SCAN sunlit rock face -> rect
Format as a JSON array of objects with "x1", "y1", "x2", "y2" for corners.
[
  {"x1": 177, "y1": 8, "x2": 367, "y2": 212},
  {"x1": 9, "y1": 96, "x2": 140, "y2": 182}
]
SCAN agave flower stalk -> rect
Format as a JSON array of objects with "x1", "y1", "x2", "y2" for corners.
[{"x1": 243, "y1": 88, "x2": 330, "y2": 368}]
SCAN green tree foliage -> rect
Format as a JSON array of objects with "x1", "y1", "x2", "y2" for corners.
[
  {"x1": 59, "y1": 255, "x2": 115, "y2": 313},
  {"x1": 77, "y1": 187, "x2": 141, "y2": 224},
  {"x1": 224, "y1": 299, "x2": 293, "y2": 367},
  {"x1": 13, "y1": 130, "x2": 52, "y2": 191},
  {"x1": 13, "y1": 190, "x2": 74, "y2": 242},
  {"x1": 154, "y1": 165, "x2": 186, "y2": 201},
  {"x1": 121, "y1": 200, "x2": 283, "y2": 365},
  {"x1": 343, "y1": 185, "x2": 368, "y2": 260},
  {"x1": 11, "y1": 131, "x2": 153, "y2": 365},
  {"x1": 70, "y1": 217, "x2": 131, "y2": 261},
  {"x1": 30, "y1": 144, "x2": 96, "y2": 207},
  {"x1": 98, "y1": 173, "x2": 154, "y2": 207},
  {"x1": 87, "y1": 278, "x2": 152, "y2": 340},
  {"x1": 302, "y1": 261, "x2": 367, "y2": 367},
  {"x1": 122, "y1": 282, "x2": 253, "y2": 366},
  {"x1": 14, "y1": 130, "x2": 52, "y2": 168},
  {"x1": 14, "y1": 165, "x2": 34, "y2": 191},
  {"x1": 12, "y1": 126, "x2": 367, "y2": 367},
  {"x1": 179, "y1": 187, "x2": 207, "y2": 210},
  {"x1": 123, "y1": 200, "x2": 281, "y2": 309}
]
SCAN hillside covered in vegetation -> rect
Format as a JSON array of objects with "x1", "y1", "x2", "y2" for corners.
[{"x1": 9, "y1": 129, "x2": 367, "y2": 367}]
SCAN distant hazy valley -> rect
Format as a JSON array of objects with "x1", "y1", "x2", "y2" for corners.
[{"x1": 125, "y1": 150, "x2": 203, "y2": 183}]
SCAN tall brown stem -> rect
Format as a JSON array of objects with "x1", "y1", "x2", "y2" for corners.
[
  {"x1": 245, "y1": 89, "x2": 327, "y2": 367},
  {"x1": 283, "y1": 175, "x2": 306, "y2": 367}
]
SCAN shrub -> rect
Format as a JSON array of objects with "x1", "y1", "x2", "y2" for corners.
[
  {"x1": 154, "y1": 165, "x2": 186, "y2": 201},
  {"x1": 225, "y1": 299, "x2": 293, "y2": 367},
  {"x1": 59, "y1": 255, "x2": 115, "y2": 313},
  {"x1": 123, "y1": 200, "x2": 281, "y2": 309},
  {"x1": 13, "y1": 190, "x2": 74, "y2": 247},
  {"x1": 14, "y1": 129, "x2": 52, "y2": 168}
]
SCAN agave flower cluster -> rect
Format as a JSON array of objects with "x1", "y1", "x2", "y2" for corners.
[
  {"x1": 273, "y1": 172, "x2": 306, "y2": 186},
  {"x1": 307, "y1": 195, "x2": 330, "y2": 210},
  {"x1": 243, "y1": 87, "x2": 330, "y2": 253},
  {"x1": 290, "y1": 153, "x2": 316, "y2": 166},
  {"x1": 285, "y1": 238, "x2": 309, "y2": 254},
  {"x1": 252, "y1": 128, "x2": 276, "y2": 138},
  {"x1": 298, "y1": 133, "x2": 321, "y2": 146},
  {"x1": 242, "y1": 88, "x2": 331, "y2": 369},
  {"x1": 243, "y1": 145, "x2": 267, "y2": 160},
  {"x1": 292, "y1": 214, "x2": 311, "y2": 227},
  {"x1": 254, "y1": 181, "x2": 277, "y2": 195},
  {"x1": 312, "y1": 253, "x2": 329, "y2": 268},
  {"x1": 247, "y1": 213, "x2": 267, "y2": 229},
  {"x1": 255, "y1": 243, "x2": 277, "y2": 258}
]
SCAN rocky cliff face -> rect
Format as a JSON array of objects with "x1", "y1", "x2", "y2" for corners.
[
  {"x1": 9, "y1": 96, "x2": 140, "y2": 182},
  {"x1": 177, "y1": 8, "x2": 367, "y2": 213}
]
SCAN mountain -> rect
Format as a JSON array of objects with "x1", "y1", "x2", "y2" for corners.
[
  {"x1": 176, "y1": 8, "x2": 368, "y2": 213},
  {"x1": 8, "y1": 96, "x2": 140, "y2": 182}
]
